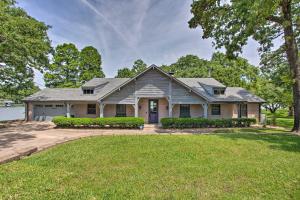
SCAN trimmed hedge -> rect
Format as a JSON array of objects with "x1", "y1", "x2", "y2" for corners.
[
  {"x1": 160, "y1": 118, "x2": 256, "y2": 129},
  {"x1": 52, "y1": 116, "x2": 144, "y2": 129}
]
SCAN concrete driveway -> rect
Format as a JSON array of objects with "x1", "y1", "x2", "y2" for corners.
[
  {"x1": 0, "y1": 121, "x2": 155, "y2": 164},
  {"x1": 0, "y1": 121, "x2": 220, "y2": 164}
]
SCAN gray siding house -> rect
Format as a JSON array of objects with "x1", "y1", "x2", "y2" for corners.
[{"x1": 24, "y1": 65, "x2": 265, "y2": 123}]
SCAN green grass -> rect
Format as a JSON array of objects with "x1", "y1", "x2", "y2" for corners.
[
  {"x1": 1, "y1": 130, "x2": 300, "y2": 199},
  {"x1": 263, "y1": 109, "x2": 294, "y2": 129}
]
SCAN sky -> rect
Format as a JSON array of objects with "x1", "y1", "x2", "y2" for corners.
[{"x1": 18, "y1": 0, "x2": 261, "y2": 88}]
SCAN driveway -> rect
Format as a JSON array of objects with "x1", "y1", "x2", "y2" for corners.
[{"x1": 0, "y1": 121, "x2": 222, "y2": 164}]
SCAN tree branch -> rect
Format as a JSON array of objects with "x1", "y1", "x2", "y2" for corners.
[{"x1": 266, "y1": 15, "x2": 284, "y2": 24}]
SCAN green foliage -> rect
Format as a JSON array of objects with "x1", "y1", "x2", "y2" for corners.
[
  {"x1": 161, "y1": 118, "x2": 256, "y2": 129},
  {"x1": 44, "y1": 43, "x2": 80, "y2": 88},
  {"x1": 132, "y1": 59, "x2": 147, "y2": 74},
  {"x1": 254, "y1": 78, "x2": 285, "y2": 113},
  {"x1": 116, "y1": 59, "x2": 147, "y2": 78},
  {"x1": 161, "y1": 55, "x2": 209, "y2": 78},
  {"x1": 161, "y1": 53, "x2": 259, "y2": 89},
  {"x1": 44, "y1": 44, "x2": 105, "y2": 88},
  {"x1": 116, "y1": 67, "x2": 133, "y2": 78},
  {"x1": 52, "y1": 116, "x2": 144, "y2": 129},
  {"x1": 188, "y1": 0, "x2": 300, "y2": 130},
  {"x1": 260, "y1": 48, "x2": 293, "y2": 109},
  {"x1": 0, "y1": 0, "x2": 51, "y2": 101},
  {"x1": 79, "y1": 46, "x2": 104, "y2": 84}
]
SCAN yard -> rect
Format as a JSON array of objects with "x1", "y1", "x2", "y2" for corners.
[
  {"x1": 0, "y1": 128, "x2": 300, "y2": 199},
  {"x1": 263, "y1": 109, "x2": 294, "y2": 129}
]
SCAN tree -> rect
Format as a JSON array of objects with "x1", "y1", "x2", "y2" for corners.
[
  {"x1": 255, "y1": 78, "x2": 285, "y2": 114},
  {"x1": 116, "y1": 67, "x2": 133, "y2": 78},
  {"x1": 161, "y1": 53, "x2": 259, "y2": 89},
  {"x1": 210, "y1": 53, "x2": 259, "y2": 90},
  {"x1": 44, "y1": 43, "x2": 80, "y2": 88},
  {"x1": 0, "y1": 0, "x2": 51, "y2": 101},
  {"x1": 161, "y1": 55, "x2": 209, "y2": 78},
  {"x1": 260, "y1": 47, "x2": 294, "y2": 115},
  {"x1": 189, "y1": 0, "x2": 300, "y2": 132},
  {"x1": 132, "y1": 59, "x2": 147, "y2": 74},
  {"x1": 79, "y1": 46, "x2": 104, "y2": 84},
  {"x1": 0, "y1": 65, "x2": 40, "y2": 102},
  {"x1": 115, "y1": 59, "x2": 147, "y2": 78}
]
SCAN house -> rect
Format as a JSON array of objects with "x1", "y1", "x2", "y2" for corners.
[{"x1": 24, "y1": 65, "x2": 265, "y2": 123}]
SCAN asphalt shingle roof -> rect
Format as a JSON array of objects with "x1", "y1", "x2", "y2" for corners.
[{"x1": 24, "y1": 67, "x2": 264, "y2": 103}]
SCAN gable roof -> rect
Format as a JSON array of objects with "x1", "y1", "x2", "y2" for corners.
[
  {"x1": 24, "y1": 65, "x2": 265, "y2": 103},
  {"x1": 99, "y1": 64, "x2": 212, "y2": 102}
]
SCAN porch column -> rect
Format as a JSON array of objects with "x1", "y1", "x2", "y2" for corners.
[
  {"x1": 203, "y1": 103, "x2": 208, "y2": 118},
  {"x1": 99, "y1": 102, "x2": 104, "y2": 118},
  {"x1": 134, "y1": 97, "x2": 138, "y2": 117},
  {"x1": 66, "y1": 103, "x2": 71, "y2": 118},
  {"x1": 168, "y1": 97, "x2": 172, "y2": 117}
]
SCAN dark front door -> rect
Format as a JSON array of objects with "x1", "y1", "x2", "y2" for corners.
[{"x1": 148, "y1": 99, "x2": 159, "y2": 123}]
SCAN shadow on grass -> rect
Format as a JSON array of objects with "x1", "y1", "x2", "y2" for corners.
[{"x1": 213, "y1": 128, "x2": 300, "y2": 153}]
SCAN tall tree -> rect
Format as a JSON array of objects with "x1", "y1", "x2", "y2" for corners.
[
  {"x1": 161, "y1": 55, "x2": 209, "y2": 78},
  {"x1": 161, "y1": 53, "x2": 259, "y2": 89},
  {"x1": 0, "y1": 0, "x2": 51, "y2": 101},
  {"x1": 44, "y1": 43, "x2": 80, "y2": 88},
  {"x1": 0, "y1": 65, "x2": 39, "y2": 102},
  {"x1": 189, "y1": 0, "x2": 300, "y2": 132},
  {"x1": 79, "y1": 46, "x2": 104, "y2": 84},
  {"x1": 115, "y1": 59, "x2": 147, "y2": 78},
  {"x1": 210, "y1": 53, "x2": 259, "y2": 89},
  {"x1": 132, "y1": 59, "x2": 147, "y2": 74},
  {"x1": 115, "y1": 67, "x2": 133, "y2": 78},
  {"x1": 260, "y1": 47, "x2": 294, "y2": 115},
  {"x1": 255, "y1": 78, "x2": 286, "y2": 114}
]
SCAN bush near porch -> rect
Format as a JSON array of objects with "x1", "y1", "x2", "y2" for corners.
[
  {"x1": 161, "y1": 118, "x2": 256, "y2": 129},
  {"x1": 52, "y1": 116, "x2": 144, "y2": 129}
]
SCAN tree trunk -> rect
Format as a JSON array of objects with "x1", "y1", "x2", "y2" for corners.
[
  {"x1": 282, "y1": 0, "x2": 300, "y2": 132},
  {"x1": 288, "y1": 106, "x2": 294, "y2": 117}
]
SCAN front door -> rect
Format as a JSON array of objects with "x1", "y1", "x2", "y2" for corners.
[{"x1": 148, "y1": 99, "x2": 159, "y2": 123}]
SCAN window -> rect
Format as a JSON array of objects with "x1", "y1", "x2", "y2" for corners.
[
  {"x1": 55, "y1": 105, "x2": 64, "y2": 108},
  {"x1": 34, "y1": 105, "x2": 43, "y2": 108},
  {"x1": 45, "y1": 105, "x2": 53, "y2": 108},
  {"x1": 116, "y1": 104, "x2": 126, "y2": 117},
  {"x1": 83, "y1": 89, "x2": 94, "y2": 94},
  {"x1": 239, "y1": 104, "x2": 248, "y2": 118},
  {"x1": 211, "y1": 104, "x2": 221, "y2": 115},
  {"x1": 87, "y1": 104, "x2": 96, "y2": 114},
  {"x1": 213, "y1": 88, "x2": 225, "y2": 95},
  {"x1": 180, "y1": 104, "x2": 190, "y2": 118}
]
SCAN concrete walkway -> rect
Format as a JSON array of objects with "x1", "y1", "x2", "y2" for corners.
[{"x1": 0, "y1": 121, "x2": 219, "y2": 164}]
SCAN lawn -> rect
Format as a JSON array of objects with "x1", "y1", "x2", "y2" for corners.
[
  {"x1": 1, "y1": 129, "x2": 300, "y2": 199},
  {"x1": 263, "y1": 109, "x2": 294, "y2": 129}
]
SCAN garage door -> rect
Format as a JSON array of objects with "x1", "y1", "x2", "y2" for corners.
[{"x1": 33, "y1": 104, "x2": 66, "y2": 121}]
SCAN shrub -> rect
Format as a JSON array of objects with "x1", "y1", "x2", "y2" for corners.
[
  {"x1": 160, "y1": 118, "x2": 256, "y2": 129},
  {"x1": 52, "y1": 116, "x2": 144, "y2": 129}
]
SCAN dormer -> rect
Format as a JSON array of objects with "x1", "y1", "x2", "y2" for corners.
[
  {"x1": 213, "y1": 87, "x2": 226, "y2": 95},
  {"x1": 82, "y1": 87, "x2": 94, "y2": 95}
]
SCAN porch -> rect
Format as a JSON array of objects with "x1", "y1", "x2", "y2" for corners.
[{"x1": 99, "y1": 97, "x2": 209, "y2": 124}]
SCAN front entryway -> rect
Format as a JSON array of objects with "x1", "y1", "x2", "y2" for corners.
[{"x1": 148, "y1": 99, "x2": 159, "y2": 123}]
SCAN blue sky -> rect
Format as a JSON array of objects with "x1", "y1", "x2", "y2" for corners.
[{"x1": 19, "y1": 0, "x2": 261, "y2": 88}]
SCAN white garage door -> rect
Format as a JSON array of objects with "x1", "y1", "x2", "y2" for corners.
[{"x1": 33, "y1": 104, "x2": 66, "y2": 121}]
